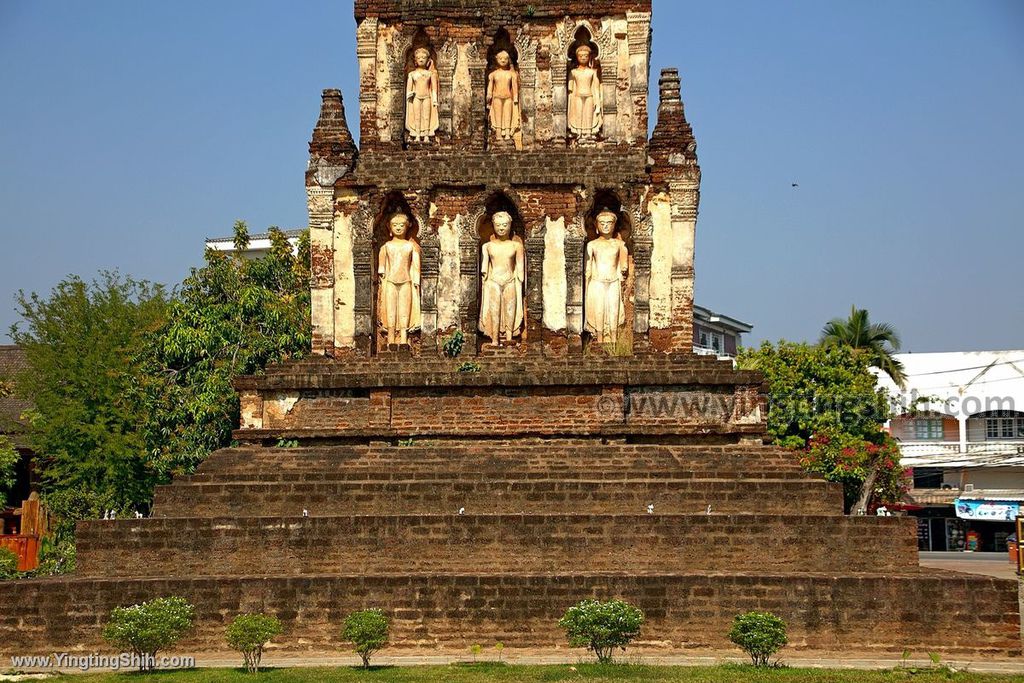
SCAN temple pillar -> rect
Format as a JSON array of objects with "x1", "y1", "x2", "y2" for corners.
[{"x1": 308, "y1": 186, "x2": 335, "y2": 355}]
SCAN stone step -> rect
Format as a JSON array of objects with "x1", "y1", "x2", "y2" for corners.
[
  {"x1": 193, "y1": 444, "x2": 804, "y2": 477},
  {"x1": 76, "y1": 514, "x2": 917, "y2": 578},
  {"x1": 181, "y1": 468, "x2": 814, "y2": 485},
  {"x1": 2, "y1": 572, "x2": 1016, "y2": 657},
  {"x1": 151, "y1": 478, "x2": 843, "y2": 517}
]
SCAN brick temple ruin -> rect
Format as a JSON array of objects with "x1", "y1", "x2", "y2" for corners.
[{"x1": 0, "y1": 0, "x2": 1019, "y2": 659}]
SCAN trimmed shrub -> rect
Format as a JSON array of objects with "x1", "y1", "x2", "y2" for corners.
[
  {"x1": 342, "y1": 609, "x2": 389, "y2": 669},
  {"x1": 101, "y1": 597, "x2": 195, "y2": 672},
  {"x1": 226, "y1": 613, "x2": 283, "y2": 673},
  {"x1": 0, "y1": 546, "x2": 18, "y2": 579},
  {"x1": 728, "y1": 611, "x2": 788, "y2": 666},
  {"x1": 558, "y1": 598, "x2": 644, "y2": 664}
]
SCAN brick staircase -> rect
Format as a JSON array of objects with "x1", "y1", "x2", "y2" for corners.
[{"x1": 0, "y1": 358, "x2": 1019, "y2": 657}]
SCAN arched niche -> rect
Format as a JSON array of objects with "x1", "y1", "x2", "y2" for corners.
[
  {"x1": 567, "y1": 26, "x2": 600, "y2": 71},
  {"x1": 486, "y1": 28, "x2": 519, "y2": 70},
  {"x1": 581, "y1": 190, "x2": 634, "y2": 351},
  {"x1": 485, "y1": 28, "x2": 523, "y2": 148},
  {"x1": 565, "y1": 26, "x2": 603, "y2": 142},
  {"x1": 474, "y1": 192, "x2": 528, "y2": 348},
  {"x1": 403, "y1": 27, "x2": 440, "y2": 147},
  {"x1": 372, "y1": 191, "x2": 422, "y2": 352},
  {"x1": 584, "y1": 190, "x2": 632, "y2": 250}
]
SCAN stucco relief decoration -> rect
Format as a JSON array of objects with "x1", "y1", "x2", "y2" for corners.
[
  {"x1": 377, "y1": 213, "x2": 422, "y2": 346},
  {"x1": 406, "y1": 47, "x2": 440, "y2": 142},
  {"x1": 584, "y1": 210, "x2": 629, "y2": 344},
  {"x1": 479, "y1": 211, "x2": 525, "y2": 345}
]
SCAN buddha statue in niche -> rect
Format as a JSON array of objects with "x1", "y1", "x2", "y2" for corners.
[
  {"x1": 478, "y1": 211, "x2": 525, "y2": 345},
  {"x1": 584, "y1": 210, "x2": 629, "y2": 344},
  {"x1": 406, "y1": 47, "x2": 439, "y2": 143},
  {"x1": 487, "y1": 50, "x2": 521, "y2": 142},
  {"x1": 567, "y1": 44, "x2": 602, "y2": 140},
  {"x1": 377, "y1": 213, "x2": 422, "y2": 346}
]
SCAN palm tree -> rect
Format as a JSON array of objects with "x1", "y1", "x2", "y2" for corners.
[{"x1": 820, "y1": 306, "x2": 907, "y2": 388}]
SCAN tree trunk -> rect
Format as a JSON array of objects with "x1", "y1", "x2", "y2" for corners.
[{"x1": 853, "y1": 465, "x2": 880, "y2": 514}]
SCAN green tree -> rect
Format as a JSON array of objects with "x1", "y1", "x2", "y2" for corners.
[
  {"x1": 9, "y1": 272, "x2": 169, "y2": 513},
  {"x1": 225, "y1": 613, "x2": 283, "y2": 673},
  {"x1": 0, "y1": 378, "x2": 19, "y2": 503},
  {"x1": 0, "y1": 546, "x2": 18, "y2": 579},
  {"x1": 820, "y1": 305, "x2": 907, "y2": 387},
  {"x1": 0, "y1": 436, "x2": 17, "y2": 505},
  {"x1": 102, "y1": 596, "x2": 195, "y2": 672},
  {"x1": 342, "y1": 609, "x2": 389, "y2": 669},
  {"x1": 728, "y1": 611, "x2": 788, "y2": 667},
  {"x1": 738, "y1": 341, "x2": 906, "y2": 512},
  {"x1": 140, "y1": 222, "x2": 310, "y2": 477},
  {"x1": 558, "y1": 599, "x2": 644, "y2": 664}
]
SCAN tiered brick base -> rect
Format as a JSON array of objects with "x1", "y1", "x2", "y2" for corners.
[{"x1": 0, "y1": 357, "x2": 1019, "y2": 657}]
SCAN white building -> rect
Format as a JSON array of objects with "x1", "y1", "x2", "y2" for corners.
[
  {"x1": 204, "y1": 228, "x2": 304, "y2": 259},
  {"x1": 877, "y1": 351, "x2": 1024, "y2": 552}
]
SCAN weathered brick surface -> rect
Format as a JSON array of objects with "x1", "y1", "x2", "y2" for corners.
[
  {"x1": 233, "y1": 358, "x2": 767, "y2": 438},
  {"x1": 152, "y1": 479, "x2": 843, "y2": 518},
  {"x1": 346, "y1": 149, "x2": 648, "y2": 189},
  {"x1": 355, "y1": 0, "x2": 652, "y2": 22},
  {"x1": 75, "y1": 514, "x2": 917, "y2": 578},
  {"x1": 1, "y1": 573, "x2": 1017, "y2": 657}
]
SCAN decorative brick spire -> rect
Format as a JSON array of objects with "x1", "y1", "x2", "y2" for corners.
[
  {"x1": 307, "y1": 88, "x2": 357, "y2": 186},
  {"x1": 650, "y1": 68, "x2": 698, "y2": 174}
]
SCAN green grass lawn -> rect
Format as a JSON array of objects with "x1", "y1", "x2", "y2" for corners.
[{"x1": 63, "y1": 663, "x2": 1024, "y2": 683}]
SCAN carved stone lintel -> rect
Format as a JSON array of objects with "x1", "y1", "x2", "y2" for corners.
[{"x1": 356, "y1": 18, "x2": 379, "y2": 59}]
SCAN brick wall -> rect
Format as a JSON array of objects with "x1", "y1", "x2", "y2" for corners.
[
  {"x1": 152, "y1": 479, "x2": 843, "y2": 518},
  {"x1": 75, "y1": 514, "x2": 918, "y2": 578},
  {"x1": 1, "y1": 573, "x2": 1017, "y2": 657}
]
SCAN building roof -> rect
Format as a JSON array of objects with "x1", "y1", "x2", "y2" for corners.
[
  {"x1": 959, "y1": 489, "x2": 1024, "y2": 503},
  {"x1": 205, "y1": 228, "x2": 305, "y2": 245},
  {"x1": 876, "y1": 350, "x2": 1024, "y2": 419},
  {"x1": 901, "y1": 449, "x2": 1024, "y2": 469},
  {"x1": 692, "y1": 305, "x2": 753, "y2": 334},
  {"x1": 0, "y1": 345, "x2": 30, "y2": 445}
]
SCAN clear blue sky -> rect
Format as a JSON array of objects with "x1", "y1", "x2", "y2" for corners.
[{"x1": 1, "y1": 1, "x2": 1021, "y2": 350}]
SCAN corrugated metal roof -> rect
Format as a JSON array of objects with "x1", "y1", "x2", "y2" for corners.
[
  {"x1": 958, "y1": 489, "x2": 1024, "y2": 503},
  {"x1": 907, "y1": 488, "x2": 1024, "y2": 505},
  {"x1": 205, "y1": 228, "x2": 305, "y2": 244}
]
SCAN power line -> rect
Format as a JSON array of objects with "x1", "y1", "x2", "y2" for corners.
[{"x1": 903, "y1": 357, "x2": 1024, "y2": 377}]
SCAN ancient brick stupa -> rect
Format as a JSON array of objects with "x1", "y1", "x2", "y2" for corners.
[{"x1": 1, "y1": 0, "x2": 1018, "y2": 658}]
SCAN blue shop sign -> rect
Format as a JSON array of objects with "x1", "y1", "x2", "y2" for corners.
[{"x1": 954, "y1": 499, "x2": 1020, "y2": 522}]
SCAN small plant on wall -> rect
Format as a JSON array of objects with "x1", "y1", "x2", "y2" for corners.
[{"x1": 442, "y1": 329, "x2": 465, "y2": 358}]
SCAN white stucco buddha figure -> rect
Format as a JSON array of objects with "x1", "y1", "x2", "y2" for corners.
[
  {"x1": 377, "y1": 213, "x2": 422, "y2": 346},
  {"x1": 406, "y1": 47, "x2": 439, "y2": 142},
  {"x1": 584, "y1": 209, "x2": 629, "y2": 344},
  {"x1": 478, "y1": 211, "x2": 525, "y2": 345}
]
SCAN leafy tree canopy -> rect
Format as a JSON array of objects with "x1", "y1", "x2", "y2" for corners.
[
  {"x1": 820, "y1": 305, "x2": 907, "y2": 387},
  {"x1": 738, "y1": 340, "x2": 890, "y2": 449},
  {"x1": 139, "y1": 223, "x2": 311, "y2": 477},
  {"x1": 9, "y1": 272, "x2": 169, "y2": 512},
  {"x1": 738, "y1": 340, "x2": 906, "y2": 512},
  {"x1": 8, "y1": 224, "x2": 311, "y2": 556}
]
